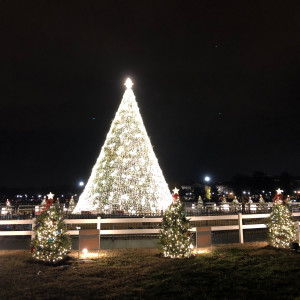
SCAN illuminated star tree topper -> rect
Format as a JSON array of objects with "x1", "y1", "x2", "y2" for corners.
[{"x1": 74, "y1": 78, "x2": 172, "y2": 213}]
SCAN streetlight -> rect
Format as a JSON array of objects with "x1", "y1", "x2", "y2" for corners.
[
  {"x1": 204, "y1": 176, "x2": 211, "y2": 182},
  {"x1": 79, "y1": 181, "x2": 85, "y2": 187}
]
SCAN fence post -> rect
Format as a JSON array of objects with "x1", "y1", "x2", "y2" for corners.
[
  {"x1": 238, "y1": 213, "x2": 244, "y2": 244},
  {"x1": 97, "y1": 216, "x2": 101, "y2": 230},
  {"x1": 97, "y1": 216, "x2": 101, "y2": 252},
  {"x1": 295, "y1": 221, "x2": 300, "y2": 243},
  {"x1": 31, "y1": 218, "x2": 36, "y2": 240}
]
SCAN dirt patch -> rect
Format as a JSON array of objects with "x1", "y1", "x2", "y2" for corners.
[{"x1": 211, "y1": 241, "x2": 268, "y2": 250}]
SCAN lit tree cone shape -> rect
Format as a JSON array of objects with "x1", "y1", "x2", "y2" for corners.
[
  {"x1": 74, "y1": 79, "x2": 172, "y2": 213},
  {"x1": 31, "y1": 206, "x2": 71, "y2": 263},
  {"x1": 159, "y1": 191, "x2": 193, "y2": 258},
  {"x1": 268, "y1": 192, "x2": 296, "y2": 249}
]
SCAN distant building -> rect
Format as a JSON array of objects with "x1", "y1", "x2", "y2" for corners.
[{"x1": 216, "y1": 185, "x2": 234, "y2": 199}]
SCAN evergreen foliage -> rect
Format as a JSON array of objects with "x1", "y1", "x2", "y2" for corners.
[
  {"x1": 74, "y1": 79, "x2": 171, "y2": 213},
  {"x1": 232, "y1": 196, "x2": 241, "y2": 211},
  {"x1": 268, "y1": 198, "x2": 296, "y2": 249},
  {"x1": 68, "y1": 196, "x2": 75, "y2": 212},
  {"x1": 159, "y1": 193, "x2": 193, "y2": 258},
  {"x1": 30, "y1": 206, "x2": 71, "y2": 263}
]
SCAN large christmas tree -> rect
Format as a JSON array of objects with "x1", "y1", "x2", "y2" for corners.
[
  {"x1": 159, "y1": 188, "x2": 193, "y2": 258},
  {"x1": 31, "y1": 193, "x2": 71, "y2": 263},
  {"x1": 268, "y1": 188, "x2": 296, "y2": 249},
  {"x1": 74, "y1": 79, "x2": 172, "y2": 213}
]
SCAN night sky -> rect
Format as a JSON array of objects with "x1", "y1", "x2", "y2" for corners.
[{"x1": 0, "y1": 1, "x2": 299, "y2": 188}]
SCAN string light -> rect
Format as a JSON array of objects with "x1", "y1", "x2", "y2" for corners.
[
  {"x1": 31, "y1": 206, "x2": 71, "y2": 263},
  {"x1": 159, "y1": 192, "x2": 193, "y2": 258},
  {"x1": 268, "y1": 190, "x2": 296, "y2": 249},
  {"x1": 74, "y1": 78, "x2": 172, "y2": 213}
]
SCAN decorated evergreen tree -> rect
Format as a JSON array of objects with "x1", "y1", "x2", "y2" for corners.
[
  {"x1": 41, "y1": 197, "x2": 47, "y2": 206},
  {"x1": 232, "y1": 196, "x2": 241, "y2": 211},
  {"x1": 232, "y1": 196, "x2": 239, "y2": 204},
  {"x1": 221, "y1": 195, "x2": 227, "y2": 203},
  {"x1": 258, "y1": 194, "x2": 265, "y2": 203},
  {"x1": 245, "y1": 196, "x2": 253, "y2": 211},
  {"x1": 6, "y1": 199, "x2": 11, "y2": 208},
  {"x1": 197, "y1": 195, "x2": 204, "y2": 210},
  {"x1": 285, "y1": 195, "x2": 291, "y2": 205},
  {"x1": 268, "y1": 188, "x2": 296, "y2": 249},
  {"x1": 5, "y1": 199, "x2": 12, "y2": 214},
  {"x1": 31, "y1": 193, "x2": 71, "y2": 263},
  {"x1": 258, "y1": 194, "x2": 265, "y2": 211},
  {"x1": 159, "y1": 188, "x2": 193, "y2": 258},
  {"x1": 74, "y1": 78, "x2": 172, "y2": 213},
  {"x1": 68, "y1": 196, "x2": 75, "y2": 212}
]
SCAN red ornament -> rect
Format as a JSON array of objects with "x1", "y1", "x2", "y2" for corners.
[
  {"x1": 42, "y1": 198, "x2": 54, "y2": 212},
  {"x1": 30, "y1": 247, "x2": 35, "y2": 253},
  {"x1": 273, "y1": 194, "x2": 282, "y2": 202}
]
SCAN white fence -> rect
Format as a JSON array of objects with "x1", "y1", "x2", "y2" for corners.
[{"x1": 0, "y1": 212, "x2": 299, "y2": 244}]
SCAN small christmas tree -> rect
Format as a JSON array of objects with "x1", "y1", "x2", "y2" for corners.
[
  {"x1": 258, "y1": 194, "x2": 265, "y2": 211},
  {"x1": 197, "y1": 195, "x2": 204, "y2": 210},
  {"x1": 31, "y1": 193, "x2": 71, "y2": 263},
  {"x1": 258, "y1": 194, "x2": 265, "y2": 203},
  {"x1": 285, "y1": 195, "x2": 291, "y2": 205},
  {"x1": 245, "y1": 196, "x2": 253, "y2": 211},
  {"x1": 232, "y1": 196, "x2": 239, "y2": 204},
  {"x1": 68, "y1": 196, "x2": 75, "y2": 212},
  {"x1": 221, "y1": 195, "x2": 227, "y2": 203},
  {"x1": 6, "y1": 199, "x2": 11, "y2": 207},
  {"x1": 268, "y1": 188, "x2": 296, "y2": 249},
  {"x1": 6, "y1": 199, "x2": 12, "y2": 213},
  {"x1": 159, "y1": 188, "x2": 193, "y2": 258},
  {"x1": 41, "y1": 197, "x2": 47, "y2": 205},
  {"x1": 55, "y1": 197, "x2": 60, "y2": 207},
  {"x1": 232, "y1": 196, "x2": 241, "y2": 211}
]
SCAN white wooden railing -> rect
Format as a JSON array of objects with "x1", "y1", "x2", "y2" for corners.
[{"x1": 0, "y1": 212, "x2": 299, "y2": 244}]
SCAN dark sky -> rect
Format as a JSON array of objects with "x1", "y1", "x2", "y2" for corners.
[{"x1": 0, "y1": 1, "x2": 299, "y2": 188}]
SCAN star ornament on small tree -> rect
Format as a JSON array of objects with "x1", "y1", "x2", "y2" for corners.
[
  {"x1": 47, "y1": 192, "x2": 55, "y2": 200},
  {"x1": 172, "y1": 187, "x2": 179, "y2": 195},
  {"x1": 172, "y1": 187, "x2": 179, "y2": 201},
  {"x1": 276, "y1": 188, "x2": 283, "y2": 195},
  {"x1": 159, "y1": 187, "x2": 193, "y2": 258},
  {"x1": 273, "y1": 188, "x2": 284, "y2": 203}
]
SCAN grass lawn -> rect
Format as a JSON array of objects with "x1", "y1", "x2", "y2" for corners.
[{"x1": 0, "y1": 242, "x2": 300, "y2": 299}]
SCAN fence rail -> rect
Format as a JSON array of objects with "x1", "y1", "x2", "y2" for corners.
[
  {"x1": 1, "y1": 212, "x2": 299, "y2": 244},
  {"x1": 1, "y1": 202, "x2": 300, "y2": 217}
]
